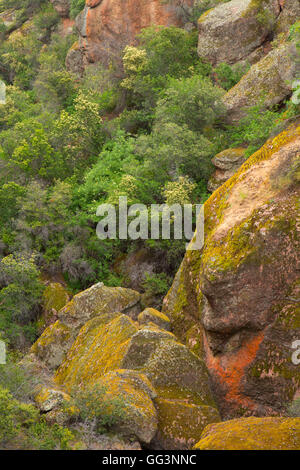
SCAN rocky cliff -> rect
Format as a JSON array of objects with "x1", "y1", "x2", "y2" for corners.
[
  {"x1": 66, "y1": 0, "x2": 194, "y2": 73},
  {"x1": 163, "y1": 122, "x2": 300, "y2": 419}
]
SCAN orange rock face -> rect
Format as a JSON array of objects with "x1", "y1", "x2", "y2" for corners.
[
  {"x1": 163, "y1": 123, "x2": 300, "y2": 419},
  {"x1": 70, "y1": 0, "x2": 193, "y2": 70}
]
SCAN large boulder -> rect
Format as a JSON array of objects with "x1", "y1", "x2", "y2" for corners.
[
  {"x1": 58, "y1": 282, "x2": 141, "y2": 326},
  {"x1": 153, "y1": 399, "x2": 220, "y2": 450},
  {"x1": 223, "y1": 42, "x2": 297, "y2": 123},
  {"x1": 138, "y1": 308, "x2": 171, "y2": 331},
  {"x1": 66, "y1": 0, "x2": 193, "y2": 72},
  {"x1": 95, "y1": 369, "x2": 158, "y2": 444},
  {"x1": 163, "y1": 122, "x2": 300, "y2": 418},
  {"x1": 30, "y1": 283, "x2": 141, "y2": 369},
  {"x1": 54, "y1": 313, "x2": 138, "y2": 389},
  {"x1": 207, "y1": 148, "x2": 246, "y2": 192},
  {"x1": 194, "y1": 417, "x2": 300, "y2": 450},
  {"x1": 197, "y1": 0, "x2": 280, "y2": 65},
  {"x1": 275, "y1": 0, "x2": 300, "y2": 34}
]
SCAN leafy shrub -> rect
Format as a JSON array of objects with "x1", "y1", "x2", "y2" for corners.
[
  {"x1": 70, "y1": 0, "x2": 86, "y2": 19},
  {"x1": 0, "y1": 360, "x2": 38, "y2": 402},
  {"x1": 69, "y1": 384, "x2": 128, "y2": 434},
  {"x1": 228, "y1": 103, "x2": 282, "y2": 157},
  {"x1": 213, "y1": 61, "x2": 250, "y2": 91},
  {"x1": 287, "y1": 398, "x2": 300, "y2": 417},
  {"x1": 0, "y1": 385, "x2": 77, "y2": 450},
  {"x1": 0, "y1": 254, "x2": 44, "y2": 348},
  {"x1": 0, "y1": 385, "x2": 38, "y2": 447},
  {"x1": 155, "y1": 75, "x2": 225, "y2": 132},
  {"x1": 142, "y1": 272, "x2": 172, "y2": 297},
  {"x1": 24, "y1": 419, "x2": 77, "y2": 450}
]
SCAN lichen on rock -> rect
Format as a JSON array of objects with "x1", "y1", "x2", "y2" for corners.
[
  {"x1": 163, "y1": 122, "x2": 300, "y2": 418},
  {"x1": 194, "y1": 417, "x2": 300, "y2": 450}
]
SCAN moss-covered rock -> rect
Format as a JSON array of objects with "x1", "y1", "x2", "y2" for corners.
[
  {"x1": 31, "y1": 283, "x2": 141, "y2": 370},
  {"x1": 223, "y1": 42, "x2": 297, "y2": 123},
  {"x1": 43, "y1": 282, "x2": 70, "y2": 315},
  {"x1": 197, "y1": 0, "x2": 280, "y2": 65},
  {"x1": 153, "y1": 398, "x2": 220, "y2": 450},
  {"x1": 31, "y1": 320, "x2": 72, "y2": 370},
  {"x1": 95, "y1": 369, "x2": 158, "y2": 444},
  {"x1": 194, "y1": 417, "x2": 300, "y2": 450},
  {"x1": 275, "y1": 0, "x2": 300, "y2": 34},
  {"x1": 34, "y1": 386, "x2": 71, "y2": 412},
  {"x1": 48, "y1": 308, "x2": 219, "y2": 449},
  {"x1": 138, "y1": 308, "x2": 171, "y2": 331},
  {"x1": 208, "y1": 148, "x2": 247, "y2": 192},
  {"x1": 123, "y1": 328, "x2": 217, "y2": 408},
  {"x1": 163, "y1": 122, "x2": 300, "y2": 418},
  {"x1": 58, "y1": 282, "x2": 141, "y2": 326},
  {"x1": 37, "y1": 283, "x2": 70, "y2": 334},
  {"x1": 55, "y1": 314, "x2": 138, "y2": 390}
]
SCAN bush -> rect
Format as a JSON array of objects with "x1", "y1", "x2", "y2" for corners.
[
  {"x1": 287, "y1": 398, "x2": 300, "y2": 417},
  {"x1": 228, "y1": 103, "x2": 283, "y2": 157},
  {"x1": 142, "y1": 272, "x2": 172, "y2": 297},
  {"x1": 69, "y1": 384, "x2": 128, "y2": 434},
  {"x1": 0, "y1": 360, "x2": 38, "y2": 402},
  {"x1": 155, "y1": 75, "x2": 225, "y2": 132},
  {"x1": 70, "y1": 0, "x2": 86, "y2": 19},
  {"x1": 213, "y1": 61, "x2": 250, "y2": 91},
  {"x1": 0, "y1": 254, "x2": 44, "y2": 348},
  {"x1": 0, "y1": 385, "x2": 38, "y2": 447}
]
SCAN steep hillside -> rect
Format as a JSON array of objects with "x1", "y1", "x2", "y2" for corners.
[{"x1": 0, "y1": 0, "x2": 299, "y2": 451}]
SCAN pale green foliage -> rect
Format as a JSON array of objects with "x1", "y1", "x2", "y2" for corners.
[
  {"x1": 0, "y1": 385, "x2": 38, "y2": 447},
  {"x1": 163, "y1": 176, "x2": 196, "y2": 205},
  {"x1": 0, "y1": 254, "x2": 44, "y2": 347},
  {"x1": 288, "y1": 398, "x2": 300, "y2": 417},
  {"x1": 155, "y1": 75, "x2": 226, "y2": 132},
  {"x1": 69, "y1": 384, "x2": 128, "y2": 434}
]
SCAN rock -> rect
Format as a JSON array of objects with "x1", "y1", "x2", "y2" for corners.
[
  {"x1": 34, "y1": 386, "x2": 71, "y2": 412},
  {"x1": 114, "y1": 248, "x2": 157, "y2": 291},
  {"x1": 223, "y1": 42, "x2": 297, "y2": 123},
  {"x1": 58, "y1": 282, "x2": 141, "y2": 326},
  {"x1": 163, "y1": 122, "x2": 300, "y2": 418},
  {"x1": 31, "y1": 283, "x2": 141, "y2": 370},
  {"x1": 208, "y1": 148, "x2": 246, "y2": 192},
  {"x1": 43, "y1": 282, "x2": 70, "y2": 314},
  {"x1": 65, "y1": 42, "x2": 85, "y2": 75},
  {"x1": 138, "y1": 308, "x2": 171, "y2": 331},
  {"x1": 38, "y1": 282, "x2": 70, "y2": 333},
  {"x1": 66, "y1": 0, "x2": 193, "y2": 72},
  {"x1": 31, "y1": 320, "x2": 72, "y2": 370},
  {"x1": 50, "y1": 0, "x2": 70, "y2": 18},
  {"x1": 95, "y1": 369, "x2": 158, "y2": 444},
  {"x1": 85, "y1": 434, "x2": 142, "y2": 450},
  {"x1": 275, "y1": 0, "x2": 300, "y2": 34},
  {"x1": 55, "y1": 314, "x2": 138, "y2": 390},
  {"x1": 51, "y1": 309, "x2": 218, "y2": 449},
  {"x1": 194, "y1": 417, "x2": 300, "y2": 450},
  {"x1": 197, "y1": 0, "x2": 280, "y2": 66},
  {"x1": 123, "y1": 328, "x2": 216, "y2": 408},
  {"x1": 152, "y1": 399, "x2": 220, "y2": 450}
]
